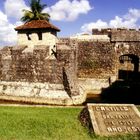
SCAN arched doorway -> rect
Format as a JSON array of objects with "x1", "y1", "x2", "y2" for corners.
[{"x1": 118, "y1": 54, "x2": 139, "y2": 80}]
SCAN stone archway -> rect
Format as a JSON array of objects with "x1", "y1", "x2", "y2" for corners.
[{"x1": 118, "y1": 54, "x2": 139, "y2": 80}]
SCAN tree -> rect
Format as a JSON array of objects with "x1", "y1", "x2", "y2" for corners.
[{"x1": 21, "y1": 0, "x2": 50, "y2": 23}]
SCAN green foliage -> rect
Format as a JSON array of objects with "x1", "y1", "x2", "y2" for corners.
[
  {"x1": 0, "y1": 106, "x2": 139, "y2": 140},
  {"x1": 21, "y1": 0, "x2": 50, "y2": 22}
]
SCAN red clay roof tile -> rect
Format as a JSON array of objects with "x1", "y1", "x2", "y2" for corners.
[{"x1": 15, "y1": 20, "x2": 60, "y2": 31}]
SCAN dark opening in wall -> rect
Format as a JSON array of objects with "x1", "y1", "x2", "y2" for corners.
[
  {"x1": 38, "y1": 32, "x2": 42, "y2": 40},
  {"x1": 27, "y1": 32, "x2": 31, "y2": 40},
  {"x1": 51, "y1": 31, "x2": 57, "y2": 36},
  {"x1": 119, "y1": 54, "x2": 140, "y2": 80},
  {"x1": 119, "y1": 54, "x2": 139, "y2": 72}
]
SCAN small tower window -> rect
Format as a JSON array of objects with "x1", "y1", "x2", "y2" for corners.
[
  {"x1": 27, "y1": 32, "x2": 31, "y2": 40},
  {"x1": 38, "y1": 32, "x2": 42, "y2": 40}
]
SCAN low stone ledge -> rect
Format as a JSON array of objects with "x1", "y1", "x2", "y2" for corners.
[
  {"x1": 78, "y1": 78, "x2": 110, "y2": 92},
  {"x1": 0, "y1": 93, "x2": 86, "y2": 106},
  {"x1": 0, "y1": 95, "x2": 72, "y2": 105},
  {"x1": 0, "y1": 81, "x2": 87, "y2": 105}
]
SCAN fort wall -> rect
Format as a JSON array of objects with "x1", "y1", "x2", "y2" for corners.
[
  {"x1": 0, "y1": 39, "x2": 79, "y2": 97},
  {"x1": 77, "y1": 41, "x2": 116, "y2": 78},
  {"x1": 0, "y1": 28, "x2": 140, "y2": 104}
]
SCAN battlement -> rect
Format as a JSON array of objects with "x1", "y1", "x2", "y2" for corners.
[
  {"x1": 92, "y1": 28, "x2": 112, "y2": 35},
  {"x1": 92, "y1": 28, "x2": 140, "y2": 35},
  {"x1": 92, "y1": 28, "x2": 140, "y2": 42},
  {"x1": 57, "y1": 38, "x2": 70, "y2": 46}
]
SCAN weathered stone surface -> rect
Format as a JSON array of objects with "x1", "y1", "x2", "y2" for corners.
[
  {"x1": 92, "y1": 28, "x2": 140, "y2": 42},
  {"x1": 111, "y1": 29, "x2": 140, "y2": 42},
  {"x1": 0, "y1": 81, "x2": 65, "y2": 98},
  {"x1": 78, "y1": 78, "x2": 113, "y2": 95},
  {"x1": 0, "y1": 40, "x2": 79, "y2": 98},
  {"x1": 77, "y1": 41, "x2": 116, "y2": 78},
  {"x1": 88, "y1": 104, "x2": 140, "y2": 136},
  {"x1": 1, "y1": 28, "x2": 140, "y2": 101},
  {"x1": 0, "y1": 81, "x2": 86, "y2": 105},
  {"x1": 0, "y1": 45, "x2": 63, "y2": 83},
  {"x1": 1, "y1": 29, "x2": 140, "y2": 82}
]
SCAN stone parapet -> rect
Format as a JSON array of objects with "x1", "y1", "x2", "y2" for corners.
[{"x1": 92, "y1": 28, "x2": 140, "y2": 42}]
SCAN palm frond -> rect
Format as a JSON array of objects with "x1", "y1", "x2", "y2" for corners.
[{"x1": 21, "y1": 0, "x2": 50, "y2": 22}]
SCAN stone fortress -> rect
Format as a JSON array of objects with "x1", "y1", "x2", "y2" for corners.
[{"x1": 0, "y1": 20, "x2": 140, "y2": 105}]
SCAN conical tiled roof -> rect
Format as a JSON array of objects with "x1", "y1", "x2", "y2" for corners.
[{"x1": 15, "y1": 20, "x2": 60, "y2": 31}]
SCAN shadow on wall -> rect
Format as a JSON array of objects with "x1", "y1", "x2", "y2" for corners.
[
  {"x1": 101, "y1": 54, "x2": 140, "y2": 105},
  {"x1": 62, "y1": 67, "x2": 72, "y2": 98}
]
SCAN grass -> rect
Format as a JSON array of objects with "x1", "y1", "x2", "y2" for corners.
[{"x1": 0, "y1": 106, "x2": 139, "y2": 140}]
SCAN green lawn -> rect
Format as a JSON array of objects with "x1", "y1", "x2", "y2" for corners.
[{"x1": 0, "y1": 106, "x2": 139, "y2": 140}]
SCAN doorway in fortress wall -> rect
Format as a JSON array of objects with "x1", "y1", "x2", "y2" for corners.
[
  {"x1": 118, "y1": 54, "x2": 140, "y2": 81},
  {"x1": 99, "y1": 53, "x2": 140, "y2": 104}
]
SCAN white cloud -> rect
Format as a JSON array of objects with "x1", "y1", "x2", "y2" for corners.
[
  {"x1": 81, "y1": 19, "x2": 108, "y2": 32},
  {"x1": 109, "y1": 16, "x2": 136, "y2": 28},
  {"x1": 45, "y1": 0, "x2": 92, "y2": 21},
  {"x1": 124, "y1": 9, "x2": 140, "y2": 21},
  {"x1": 0, "y1": 0, "x2": 28, "y2": 46},
  {"x1": 0, "y1": 11, "x2": 17, "y2": 46},
  {"x1": 110, "y1": 8, "x2": 140, "y2": 28},
  {"x1": 4, "y1": 0, "x2": 28, "y2": 20},
  {"x1": 81, "y1": 8, "x2": 140, "y2": 33}
]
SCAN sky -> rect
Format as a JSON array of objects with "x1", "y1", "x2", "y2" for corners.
[{"x1": 0, "y1": 0, "x2": 140, "y2": 46}]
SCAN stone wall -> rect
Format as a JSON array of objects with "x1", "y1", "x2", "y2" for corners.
[
  {"x1": 70, "y1": 34, "x2": 110, "y2": 42},
  {"x1": 92, "y1": 28, "x2": 140, "y2": 42},
  {"x1": 0, "y1": 39, "x2": 79, "y2": 96},
  {"x1": 1, "y1": 32, "x2": 140, "y2": 82},
  {"x1": 92, "y1": 28, "x2": 112, "y2": 35},
  {"x1": 111, "y1": 29, "x2": 140, "y2": 42},
  {"x1": 56, "y1": 39, "x2": 79, "y2": 96},
  {"x1": 0, "y1": 45, "x2": 64, "y2": 84},
  {"x1": 1, "y1": 28, "x2": 140, "y2": 100},
  {"x1": 77, "y1": 28, "x2": 140, "y2": 79},
  {"x1": 0, "y1": 46, "x2": 13, "y2": 81},
  {"x1": 77, "y1": 41, "x2": 117, "y2": 78}
]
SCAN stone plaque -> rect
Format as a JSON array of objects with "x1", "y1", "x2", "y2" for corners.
[{"x1": 88, "y1": 104, "x2": 140, "y2": 136}]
